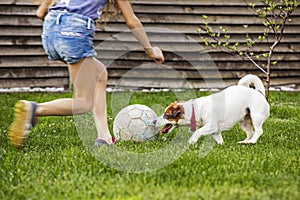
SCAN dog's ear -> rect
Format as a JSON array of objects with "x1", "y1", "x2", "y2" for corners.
[
  {"x1": 164, "y1": 102, "x2": 177, "y2": 119},
  {"x1": 164, "y1": 102, "x2": 185, "y2": 122},
  {"x1": 172, "y1": 103, "x2": 184, "y2": 118}
]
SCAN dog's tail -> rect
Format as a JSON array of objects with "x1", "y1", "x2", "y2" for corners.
[{"x1": 238, "y1": 74, "x2": 265, "y2": 96}]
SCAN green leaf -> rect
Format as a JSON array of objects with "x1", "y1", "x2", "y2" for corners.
[
  {"x1": 276, "y1": 25, "x2": 281, "y2": 30},
  {"x1": 260, "y1": 12, "x2": 267, "y2": 18},
  {"x1": 223, "y1": 42, "x2": 230, "y2": 47},
  {"x1": 258, "y1": 35, "x2": 263, "y2": 40},
  {"x1": 230, "y1": 45, "x2": 237, "y2": 51},
  {"x1": 202, "y1": 38, "x2": 209, "y2": 46},
  {"x1": 263, "y1": 22, "x2": 270, "y2": 27},
  {"x1": 243, "y1": 25, "x2": 249, "y2": 29},
  {"x1": 271, "y1": 61, "x2": 278, "y2": 65},
  {"x1": 249, "y1": 3, "x2": 256, "y2": 8},
  {"x1": 202, "y1": 15, "x2": 208, "y2": 20}
]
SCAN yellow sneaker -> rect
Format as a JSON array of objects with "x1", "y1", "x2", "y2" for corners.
[{"x1": 8, "y1": 100, "x2": 37, "y2": 148}]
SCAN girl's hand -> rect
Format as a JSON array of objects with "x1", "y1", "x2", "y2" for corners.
[{"x1": 145, "y1": 47, "x2": 165, "y2": 64}]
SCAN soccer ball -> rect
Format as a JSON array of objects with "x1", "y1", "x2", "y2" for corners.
[{"x1": 113, "y1": 104, "x2": 159, "y2": 142}]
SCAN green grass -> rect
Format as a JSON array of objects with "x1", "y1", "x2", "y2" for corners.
[{"x1": 0, "y1": 91, "x2": 299, "y2": 200}]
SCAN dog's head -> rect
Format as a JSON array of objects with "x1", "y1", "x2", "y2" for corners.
[{"x1": 156, "y1": 101, "x2": 187, "y2": 134}]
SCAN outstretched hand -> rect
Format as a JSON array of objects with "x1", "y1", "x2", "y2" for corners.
[{"x1": 145, "y1": 47, "x2": 165, "y2": 64}]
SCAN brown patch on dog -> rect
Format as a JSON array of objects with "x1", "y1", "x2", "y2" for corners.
[
  {"x1": 249, "y1": 83, "x2": 256, "y2": 89},
  {"x1": 241, "y1": 108, "x2": 254, "y2": 131},
  {"x1": 199, "y1": 118, "x2": 204, "y2": 128},
  {"x1": 163, "y1": 101, "x2": 185, "y2": 123}
]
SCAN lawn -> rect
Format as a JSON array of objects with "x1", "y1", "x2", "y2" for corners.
[{"x1": 0, "y1": 91, "x2": 299, "y2": 200}]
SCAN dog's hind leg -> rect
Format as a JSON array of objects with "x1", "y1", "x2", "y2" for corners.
[
  {"x1": 244, "y1": 114, "x2": 265, "y2": 144},
  {"x1": 212, "y1": 133, "x2": 224, "y2": 144},
  {"x1": 238, "y1": 113, "x2": 254, "y2": 144}
]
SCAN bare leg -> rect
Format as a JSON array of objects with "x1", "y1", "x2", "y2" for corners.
[
  {"x1": 36, "y1": 59, "x2": 94, "y2": 116},
  {"x1": 35, "y1": 57, "x2": 112, "y2": 143},
  {"x1": 92, "y1": 59, "x2": 112, "y2": 143}
]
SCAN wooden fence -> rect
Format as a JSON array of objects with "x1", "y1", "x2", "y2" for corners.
[{"x1": 1, "y1": 0, "x2": 300, "y2": 90}]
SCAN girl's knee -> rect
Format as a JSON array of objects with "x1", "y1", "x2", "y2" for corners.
[
  {"x1": 74, "y1": 98, "x2": 94, "y2": 114},
  {"x1": 83, "y1": 101, "x2": 94, "y2": 113}
]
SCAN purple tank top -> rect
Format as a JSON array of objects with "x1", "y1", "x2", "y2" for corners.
[{"x1": 49, "y1": 0, "x2": 107, "y2": 20}]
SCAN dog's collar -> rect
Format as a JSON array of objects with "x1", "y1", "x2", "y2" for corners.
[{"x1": 190, "y1": 102, "x2": 197, "y2": 132}]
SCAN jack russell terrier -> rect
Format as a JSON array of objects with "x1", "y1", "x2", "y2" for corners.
[{"x1": 156, "y1": 74, "x2": 270, "y2": 145}]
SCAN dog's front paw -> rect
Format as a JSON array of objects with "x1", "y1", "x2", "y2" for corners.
[
  {"x1": 238, "y1": 140, "x2": 256, "y2": 145},
  {"x1": 188, "y1": 138, "x2": 198, "y2": 145}
]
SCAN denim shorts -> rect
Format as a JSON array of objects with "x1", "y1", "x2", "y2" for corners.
[{"x1": 42, "y1": 11, "x2": 97, "y2": 64}]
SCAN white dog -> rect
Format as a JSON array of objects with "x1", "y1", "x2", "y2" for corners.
[{"x1": 156, "y1": 74, "x2": 270, "y2": 145}]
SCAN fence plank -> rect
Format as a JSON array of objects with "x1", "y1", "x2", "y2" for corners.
[
  {"x1": 0, "y1": 78, "x2": 69, "y2": 88},
  {"x1": 0, "y1": 1, "x2": 299, "y2": 90}
]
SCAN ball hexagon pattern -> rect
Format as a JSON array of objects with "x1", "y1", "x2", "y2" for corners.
[{"x1": 113, "y1": 104, "x2": 159, "y2": 142}]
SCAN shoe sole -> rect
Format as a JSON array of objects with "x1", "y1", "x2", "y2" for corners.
[{"x1": 9, "y1": 100, "x2": 33, "y2": 148}]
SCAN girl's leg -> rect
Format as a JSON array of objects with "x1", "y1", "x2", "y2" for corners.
[
  {"x1": 35, "y1": 58, "x2": 94, "y2": 116},
  {"x1": 9, "y1": 57, "x2": 112, "y2": 147},
  {"x1": 92, "y1": 59, "x2": 113, "y2": 144},
  {"x1": 36, "y1": 57, "x2": 112, "y2": 143}
]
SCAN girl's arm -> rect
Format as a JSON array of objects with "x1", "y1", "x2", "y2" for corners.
[{"x1": 117, "y1": 0, "x2": 164, "y2": 64}]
